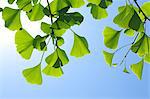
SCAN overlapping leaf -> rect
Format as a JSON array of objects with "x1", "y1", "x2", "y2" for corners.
[
  {"x1": 67, "y1": 0, "x2": 85, "y2": 8},
  {"x1": 16, "y1": 0, "x2": 32, "y2": 12},
  {"x1": 103, "y1": 50, "x2": 114, "y2": 66},
  {"x1": 141, "y1": 1, "x2": 150, "y2": 17},
  {"x1": 8, "y1": 0, "x2": 16, "y2": 4}
]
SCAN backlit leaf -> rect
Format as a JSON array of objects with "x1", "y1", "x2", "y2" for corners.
[
  {"x1": 144, "y1": 54, "x2": 150, "y2": 63},
  {"x1": 23, "y1": 64, "x2": 42, "y2": 85},
  {"x1": 41, "y1": 22, "x2": 51, "y2": 34},
  {"x1": 8, "y1": 0, "x2": 15, "y2": 4},
  {"x1": 15, "y1": 29, "x2": 34, "y2": 60},
  {"x1": 103, "y1": 27, "x2": 121, "y2": 49},
  {"x1": 103, "y1": 50, "x2": 114, "y2": 66},
  {"x1": 124, "y1": 29, "x2": 135, "y2": 37},
  {"x1": 2, "y1": 7, "x2": 22, "y2": 31},
  {"x1": 130, "y1": 59, "x2": 144, "y2": 80},
  {"x1": 68, "y1": 0, "x2": 85, "y2": 8},
  {"x1": 17, "y1": 0, "x2": 32, "y2": 12},
  {"x1": 141, "y1": 2, "x2": 150, "y2": 17},
  {"x1": 70, "y1": 33, "x2": 90, "y2": 57}
]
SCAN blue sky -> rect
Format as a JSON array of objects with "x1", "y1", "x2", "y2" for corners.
[{"x1": 0, "y1": 0, "x2": 150, "y2": 99}]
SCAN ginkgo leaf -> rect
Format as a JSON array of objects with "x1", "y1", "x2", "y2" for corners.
[
  {"x1": 124, "y1": 29, "x2": 135, "y2": 37},
  {"x1": 8, "y1": 0, "x2": 15, "y2": 4},
  {"x1": 49, "y1": 0, "x2": 69, "y2": 15},
  {"x1": 87, "y1": 3, "x2": 108, "y2": 20},
  {"x1": 87, "y1": 0, "x2": 100, "y2": 5},
  {"x1": 32, "y1": 0, "x2": 38, "y2": 4},
  {"x1": 23, "y1": 64, "x2": 42, "y2": 85},
  {"x1": 54, "y1": 29, "x2": 66, "y2": 37},
  {"x1": 70, "y1": 33, "x2": 90, "y2": 57},
  {"x1": 15, "y1": 29, "x2": 34, "y2": 60},
  {"x1": 144, "y1": 54, "x2": 150, "y2": 63},
  {"x1": 103, "y1": 50, "x2": 114, "y2": 66},
  {"x1": 2, "y1": 7, "x2": 22, "y2": 31},
  {"x1": 16, "y1": 0, "x2": 32, "y2": 12},
  {"x1": 33, "y1": 35, "x2": 48, "y2": 51},
  {"x1": 52, "y1": 12, "x2": 84, "y2": 29},
  {"x1": 57, "y1": 37, "x2": 64, "y2": 46},
  {"x1": 103, "y1": 27, "x2": 121, "y2": 49},
  {"x1": 27, "y1": 4, "x2": 44, "y2": 21},
  {"x1": 131, "y1": 33, "x2": 150, "y2": 56},
  {"x1": 114, "y1": 4, "x2": 142, "y2": 31},
  {"x1": 123, "y1": 67, "x2": 130, "y2": 74},
  {"x1": 43, "y1": 66, "x2": 63, "y2": 77},
  {"x1": 99, "y1": 0, "x2": 112, "y2": 9},
  {"x1": 41, "y1": 22, "x2": 51, "y2": 34},
  {"x1": 130, "y1": 59, "x2": 144, "y2": 80},
  {"x1": 68, "y1": 0, "x2": 85, "y2": 8},
  {"x1": 141, "y1": 1, "x2": 150, "y2": 17}
]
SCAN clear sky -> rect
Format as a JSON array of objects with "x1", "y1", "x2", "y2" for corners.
[{"x1": 0, "y1": 0, "x2": 150, "y2": 99}]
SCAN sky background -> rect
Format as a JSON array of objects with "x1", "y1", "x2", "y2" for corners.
[{"x1": 0, "y1": 0, "x2": 150, "y2": 99}]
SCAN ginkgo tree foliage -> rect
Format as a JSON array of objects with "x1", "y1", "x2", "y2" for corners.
[{"x1": 0, "y1": 0, "x2": 149, "y2": 85}]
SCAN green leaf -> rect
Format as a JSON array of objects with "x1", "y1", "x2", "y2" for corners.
[
  {"x1": 41, "y1": 22, "x2": 51, "y2": 34},
  {"x1": 129, "y1": 10, "x2": 142, "y2": 31},
  {"x1": 43, "y1": 66, "x2": 63, "y2": 77},
  {"x1": 0, "y1": 8, "x2": 3, "y2": 12},
  {"x1": 130, "y1": 59, "x2": 144, "y2": 80},
  {"x1": 16, "y1": 0, "x2": 32, "y2": 12},
  {"x1": 33, "y1": 35, "x2": 48, "y2": 51},
  {"x1": 103, "y1": 50, "x2": 114, "y2": 66},
  {"x1": 15, "y1": 29, "x2": 34, "y2": 60},
  {"x1": 23, "y1": 64, "x2": 42, "y2": 85},
  {"x1": 8, "y1": 0, "x2": 16, "y2": 4},
  {"x1": 32, "y1": 0, "x2": 38, "y2": 4},
  {"x1": 43, "y1": 48, "x2": 68, "y2": 77},
  {"x1": 141, "y1": 1, "x2": 150, "y2": 17},
  {"x1": 49, "y1": 0, "x2": 69, "y2": 15},
  {"x1": 99, "y1": 0, "x2": 113, "y2": 9},
  {"x1": 67, "y1": 0, "x2": 85, "y2": 8},
  {"x1": 103, "y1": 27, "x2": 121, "y2": 49},
  {"x1": 70, "y1": 33, "x2": 90, "y2": 57},
  {"x1": 57, "y1": 37, "x2": 64, "y2": 46},
  {"x1": 2, "y1": 7, "x2": 22, "y2": 31},
  {"x1": 123, "y1": 67, "x2": 130, "y2": 74},
  {"x1": 114, "y1": 4, "x2": 142, "y2": 31},
  {"x1": 131, "y1": 33, "x2": 150, "y2": 56},
  {"x1": 43, "y1": 7, "x2": 51, "y2": 17},
  {"x1": 144, "y1": 54, "x2": 150, "y2": 63},
  {"x1": 124, "y1": 29, "x2": 135, "y2": 37},
  {"x1": 87, "y1": 0, "x2": 100, "y2": 5},
  {"x1": 27, "y1": 4, "x2": 44, "y2": 21},
  {"x1": 87, "y1": 4, "x2": 108, "y2": 20},
  {"x1": 52, "y1": 12, "x2": 84, "y2": 29},
  {"x1": 54, "y1": 29, "x2": 66, "y2": 37}
]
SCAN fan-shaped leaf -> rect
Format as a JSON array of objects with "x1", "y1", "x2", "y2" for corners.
[
  {"x1": 68, "y1": 0, "x2": 85, "y2": 8},
  {"x1": 27, "y1": 4, "x2": 44, "y2": 21},
  {"x1": 103, "y1": 27, "x2": 121, "y2": 49},
  {"x1": 41, "y1": 22, "x2": 51, "y2": 34},
  {"x1": 141, "y1": 2, "x2": 150, "y2": 17},
  {"x1": 130, "y1": 59, "x2": 144, "y2": 80},
  {"x1": 23, "y1": 64, "x2": 42, "y2": 85},
  {"x1": 124, "y1": 29, "x2": 135, "y2": 37},
  {"x1": 16, "y1": 0, "x2": 32, "y2": 12},
  {"x1": 57, "y1": 37, "x2": 64, "y2": 46},
  {"x1": 144, "y1": 54, "x2": 150, "y2": 63},
  {"x1": 8, "y1": 0, "x2": 15, "y2": 4},
  {"x1": 70, "y1": 33, "x2": 90, "y2": 57},
  {"x1": 2, "y1": 7, "x2": 22, "y2": 31},
  {"x1": 88, "y1": 0, "x2": 100, "y2": 5},
  {"x1": 15, "y1": 29, "x2": 34, "y2": 60},
  {"x1": 103, "y1": 50, "x2": 114, "y2": 66}
]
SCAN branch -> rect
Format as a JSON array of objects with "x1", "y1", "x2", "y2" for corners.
[{"x1": 133, "y1": 0, "x2": 150, "y2": 22}]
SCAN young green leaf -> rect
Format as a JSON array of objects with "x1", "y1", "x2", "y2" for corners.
[
  {"x1": 57, "y1": 37, "x2": 65, "y2": 46},
  {"x1": 124, "y1": 29, "x2": 135, "y2": 37},
  {"x1": 87, "y1": 0, "x2": 100, "y2": 5},
  {"x1": 17, "y1": 0, "x2": 32, "y2": 12},
  {"x1": 70, "y1": 33, "x2": 90, "y2": 57},
  {"x1": 41, "y1": 22, "x2": 51, "y2": 34},
  {"x1": 99, "y1": 0, "x2": 113, "y2": 9},
  {"x1": 32, "y1": 0, "x2": 38, "y2": 4},
  {"x1": 103, "y1": 27, "x2": 121, "y2": 49},
  {"x1": 27, "y1": 4, "x2": 44, "y2": 21},
  {"x1": 131, "y1": 33, "x2": 150, "y2": 56},
  {"x1": 33, "y1": 35, "x2": 48, "y2": 51},
  {"x1": 123, "y1": 67, "x2": 130, "y2": 74},
  {"x1": 8, "y1": 0, "x2": 16, "y2": 4},
  {"x1": 141, "y1": 1, "x2": 150, "y2": 17},
  {"x1": 144, "y1": 54, "x2": 150, "y2": 63},
  {"x1": 87, "y1": 3, "x2": 108, "y2": 20},
  {"x1": 15, "y1": 29, "x2": 34, "y2": 60},
  {"x1": 67, "y1": 0, "x2": 85, "y2": 8},
  {"x1": 57, "y1": 48, "x2": 69, "y2": 65},
  {"x1": 2, "y1": 7, "x2": 22, "y2": 31},
  {"x1": 103, "y1": 50, "x2": 114, "y2": 66},
  {"x1": 23, "y1": 64, "x2": 42, "y2": 85},
  {"x1": 130, "y1": 59, "x2": 144, "y2": 80}
]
